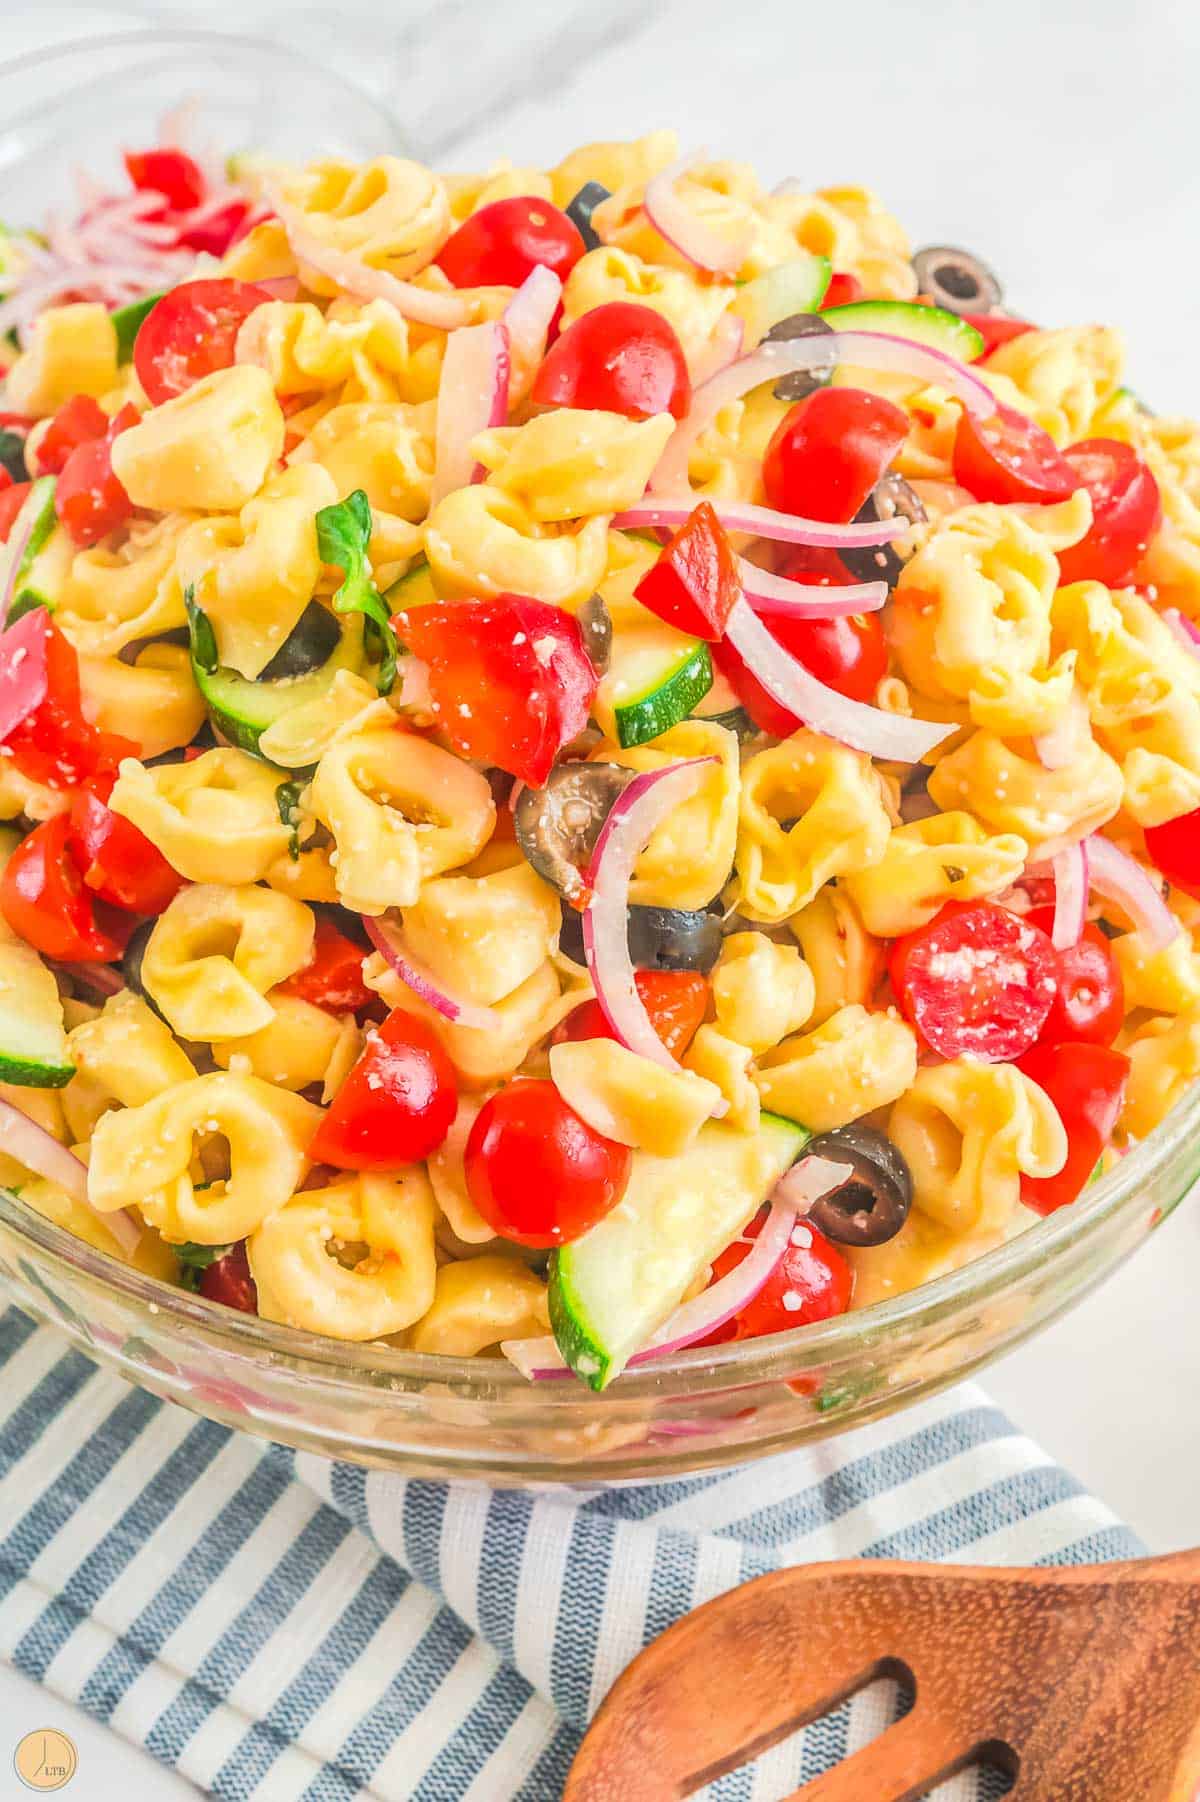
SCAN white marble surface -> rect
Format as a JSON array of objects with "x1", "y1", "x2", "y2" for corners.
[{"x1": 4, "y1": 1, "x2": 1200, "y2": 1793}]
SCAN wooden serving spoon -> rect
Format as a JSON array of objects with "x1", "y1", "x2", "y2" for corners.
[{"x1": 565, "y1": 1550, "x2": 1200, "y2": 1800}]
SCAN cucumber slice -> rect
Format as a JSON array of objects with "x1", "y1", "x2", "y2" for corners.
[
  {"x1": 0, "y1": 939, "x2": 75, "y2": 1087},
  {"x1": 5, "y1": 476, "x2": 57, "y2": 622},
  {"x1": 549, "y1": 1112, "x2": 810, "y2": 1389},
  {"x1": 111, "y1": 291, "x2": 164, "y2": 363},
  {"x1": 384, "y1": 556, "x2": 439, "y2": 612},
  {"x1": 731, "y1": 253, "x2": 832, "y2": 345},
  {"x1": 187, "y1": 599, "x2": 367, "y2": 759},
  {"x1": 595, "y1": 620, "x2": 713, "y2": 748},
  {"x1": 822, "y1": 299, "x2": 985, "y2": 362}
]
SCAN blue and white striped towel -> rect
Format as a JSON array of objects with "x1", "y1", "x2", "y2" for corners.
[{"x1": 0, "y1": 1303, "x2": 1141, "y2": 1801}]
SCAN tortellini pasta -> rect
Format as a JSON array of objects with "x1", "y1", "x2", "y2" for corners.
[
  {"x1": 273, "y1": 157, "x2": 452, "y2": 287},
  {"x1": 50, "y1": 514, "x2": 188, "y2": 659},
  {"x1": 787, "y1": 886, "x2": 885, "y2": 1026},
  {"x1": 1122, "y1": 1008, "x2": 1200, "y2": 1139},
  {"x1": 560, "y1": 246, "x2": 734, "y2": 372},
  {"x1": 753, "y1": 1004, "x2": 918, "y2": 1133},
  {"x1": 711, "y1": 931, "x2": 815, "y2": 1055},
  {"x1": 1113, "y1": 928, "x2": 1200, "y2": 1016},
  {"x1": 6, "y1": 302, "x2": 118, "y2": 414},
  {"x1": 548, "y1": 1039, "x2": 720, "y2": 1156},
  {"x1": 67, "y1": 991, "x2": 195, "y2": 1109},
  {"x1": 682, "y1": 1026, "x2": 760, "y2": 1134},
  {"x1": 928, "y1": 718, "x2": 1124, "y2": 856},
  {"x1": 141, "y1": 883, "x2": 314, "y2": 1042},
  {"x1": 984, "y1": 325, "x2": 1124, "y2": 445},
  {"x1": 475, "y1": 409, "x2": 674, "y2": 522},
  {"x1": 607, "y1": 720, "x2": 740, "y2": 910},
  {"x1": 77, "y1": 643, "x2": 206, "y2": 759},
  {"x1": 109, "y1": 748, "x2": 293, "y2": 885},
  {"x1": 111, "y1": 366, "x2": 285, "y2": 512},
  {"x1": 399, "y1": 861, "x2": 560, "y2": 1007},
  {"x1": 408, "y1": 1256, "x2": 549, "y2": 1356},
  {"x1": 290, "y1": 400, "x2": 434, "y2": 517},
  {"x1": 843, "y1": 812, "x2": 1028, "y2": 938},
  {"x1": 213, "y1": 994, "x2": 359, "y2": 1095},
  {"x1": 235, "y1": 296, "x2": 418, "y2": 401},
  {"x1": 424, "y1": 484, "x2": 609, "y2": 606}
]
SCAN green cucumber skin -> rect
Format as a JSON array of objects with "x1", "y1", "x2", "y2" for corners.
[
  {"x1": 0, "y1": 1050, "x2": 74, "y2": 1089},
  {"x1": 190, "y1": 613, "x2": 366, "y2": 759},
  {"x1": 111, "y1": 292, "x2": 164, "y2": 363},
  {"x1": 613, "y1": 643, "x2": 714, "y2": 748},
  {"x1": 821, "y1": 299, "x2": 985, "y2": 361}
]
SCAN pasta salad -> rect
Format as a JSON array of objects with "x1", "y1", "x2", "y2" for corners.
[{"x1": 0, "y1": 128, "x2": 1196, "y2": 1389}]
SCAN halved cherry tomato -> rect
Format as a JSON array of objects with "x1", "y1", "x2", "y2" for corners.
[
  {"x1": 0, "y1": 815, "x2": 135, "y2": 962},
  {"x1": 1054, "y1": 439, "x2": 1162, "y2": 587},
  {"x1": 1145, "y1": 806, "x2": 1200, "y2": 901},
  {"x1": 698, "y1": 1211, "x2": 851, "y2": 1345},
  {"x1": 0, "y1": 479, "x2": 28, "y2": 541},
  {"x1": 962, "y1": 313, "x2": 1036, "y2": 359},
  {"x1": 952, "y1": 404, "x2": 1078, "y2": 505},
  {"x1": 554, "y1": 970, "x2": 709, "y2": 1060},
  {"x1": 531, "y1": 301, "x2": 692, "y2": 421},
  {"x1": 67, "y1": 789, "x2": 183, "y2": 915},
  {"x1": 124, "y1": 146, "x2": 207, "y2": 212},
  {"x1": 310, "y1": 1007, "x2": 457, "y2": 1170},
  {"x1": 133, "y1": 278, "x2": 272, "y2": 406},
  {"x1": 197, "y1": 1241, "x2": 259, "y2": 1314},
  {"x1": 54, "y1": 402, "x2": 139, "y2": 548},
  {"x1": 763, "y1": 386, "x2": 909, "y2": 524},
  {"x1": 820, "y1": 271, "x2": 864, "y2": 309},
  {"x1": 394, "y1": 595, "x2": 597, "y2": 788},
  {"x1": 280, "y1": 916, "x2": 375, "y2": 1013},
  {"x1": 177, "y1": 200, "x2": 256, "y2": 257},
  {"x1": 1016, "y1": 1040, "x2": 1129, "y2": 1215},
  {"x1": 436, "y1": 196, "x2": 586, "y2": 291},
  {"x1": 889, "y1": 901, "x2": 1059, "y2": 1062},
  {"x1": 634, "y1": 500, "x2": 739, "y2": 639},
  {"x1": 36, "y1": 395, "x2": 108, "y2": 476},
  {"x1": 1024, "y1": 906, "x2": 1124, "y2": 1048},
  {"x1": 464, "y1": 1078, "x2": 631, "y2": 1247},
  {"x1": 0, "y1": 608, "x2": 136, "y2": 789}
]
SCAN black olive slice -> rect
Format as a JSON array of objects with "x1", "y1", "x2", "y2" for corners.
[
  {"x1": 577, "y1": 592, "x2": 612, "y2": 674},
  {"x1": 764, "y1": 312, "x2": 836, "y2": 403},
  {"x1": 557, "y1": 900, "x2": 724, "y2": 973},
  {"x1": 801, "y1": 1124, "x2": 913, "y2": 1247},
  {"x1": 564, "y1": 182, "x2": 611, "y2": 253},
  {"x1": 121, "y1": 919, "x2": 167, "y2": 1021},
  {"x1": 515, "y1": 761, "x2": 633, "y2": 900},
  {"x1": 258, "y1": 600, "x2": 342, "y2": 681},
  {"x1": 838, "y1": 472, "x2": 926, "y2": 587},
  {"x1": 912, "y1": 245, "x2": 1003, "y2": 317},
  {"x1": 0, "y1": 428, "x2": 27, "y2": 485}
]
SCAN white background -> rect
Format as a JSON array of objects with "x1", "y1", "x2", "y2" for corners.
[{"x1": 4, "y1": 1, "x2": 1200, "y2": 1794}]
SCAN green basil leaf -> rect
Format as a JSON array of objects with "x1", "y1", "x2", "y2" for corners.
[
  {"x1": 315, "y1": 489, "x2": 397, "y2": 694},
  {"x1": 276, "y1": 780, "x2": 305, "y2": 860},
  {"x1": 184, "y1": 588, "x2": 219, "y2": 675}
]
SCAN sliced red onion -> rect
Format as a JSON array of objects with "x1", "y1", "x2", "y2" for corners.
[
  {"x1": 0, "y1": 1095, "x2": 141, "y2": 1256},
  {"x1": 1161, "y1": 607, "x2": 1200, "y2": 659},
  {"x1": 738, "y1": 556, "x2": 887, "y2": 620},
  {"x1": 1050, "y1": 842, "x2": 1088, "y2": 950},
  {"x1": 269, "y1": 189, "x2": 470, "y2": 330},
  {"x1": 583, "y1": 760, "x2": 727, "y2": 1091},
  {"x1": 1033, "y1": 688, "x2": 1088, "y2": 771},
  {"x1": 255, "y1": 275, "x2": 301, "y2": 302},
  {"x1": 364, "y1": 915, "x2": 501, "y2": 1030},
  {"x1": 613, "y1": 497, "x2": 900, "y2": 551},
  {"x1": 690, "y1": 311, "x2": 744, "y2": 388},
  {"x1": 431, "y1": 319, "x2": 510, "y2": 506},
  {"x1": 394, "y1": 655, "x2": 432, "y2": 712},
  {"x1": 642, "y1": 152, "x2": 753, "y2": 276},
  {"x1": 1086, "y1": 834, "x2": 1179, "y2": 949},
  {"x1": 502, "y1": 265, "x2": 562, "y2": 403},
  {"x1": 725, "y1": 598, "x2": 952, "y2": 762},
  {"x1": 652, "y1": 328, "x2": 995, "y2": 493},
  {"x1": 0, "y1": 488, "x2": 43, "y2": 627},
  {"x1": 53, "y1": 961, "x2": 124, "y2": 998}
]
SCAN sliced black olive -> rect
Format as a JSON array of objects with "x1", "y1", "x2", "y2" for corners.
[
  {"x1": 259, "y1": 600, "x2": 341, "y2": 681},
  {"x1": 838, "y1": 472, "x2": 926, "y2": 587},
  {"x1": 144, "y1": 719, "x2": 217, "y2": 768},
  {"x1": 515, "y1": 761, "x2": 633, "y2": 901},
  {"x1": 117, "y1": 625, "x2": 191, "y2": 667},
  {"x1": 0, "y1": 429, "x2": 28, "y2": 485},
  {"x1": 577, "y1": 592, "x2": 612, "y2": 674},
  {"x1": 764, "y1": 312, "x2": 836, "y2": 403},
  {"x1": 122, "y1": 919, "x2": 168, "y2": 1022},
  {"x1": 557, "y1": 900, "x2": 724, "y2": 973},
  {"x1": 564, "y1": 182, "x2": 611, "y2": 253},
  {"x1": 802, "y1": 1125, "x2": 913, "y2": 1247},
  {"x1": 912, "y1": 245, "x2": 1002, "y2": 317}
]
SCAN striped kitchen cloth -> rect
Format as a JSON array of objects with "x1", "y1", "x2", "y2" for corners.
[{"x1": 0, "y1": 1303, "x2": 1142, "y2": 1802}]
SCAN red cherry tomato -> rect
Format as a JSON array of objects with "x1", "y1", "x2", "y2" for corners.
[
  {"x1": 197, "y1": 1241, "x2": 259, "y2": 1314},
  {"x1": 124, "y1": 146, "x2": 207, "y2": 212},
  {"x1": 0, "y1": 815, "x2": 135, "y2": 962},
  {"x1": 36, "y1": 395, "x2": 108, "y2": 476},
  {"x1": 820, "y1": 272, "x2": 864, "y2": 309},
  {"x1": 436, "y1": 197, "x2": 586, "y2": 290},
  {"x1": 0, "y1": 480, "x2": 31, "y2": 542},
  {"x1": 961, "y1": 313, "x2": 1036, "y2": 359},
  {"x1": 1024, "y1": 906, "x2": 1124, "y2": 1048},
  {"x1": 712, "y1": 564, "x2": 888, "y2": 728},
  {"x1": 464, "y1": 1079, "x2": 631, "y2": 1248},
  {"x1": 279, "y1": 916, "x2": 374, "y2": 1013},
  {"x1": 554, "y1": 970, "x2": 709, "y2": 1060},
  {"x1": 889, "y1": 901, "x2": 1059, "y2": 1062},
  {"x1": 0, "y1": 608, "x2": 136, "y2": 789},
  {"x1": 763, "y1": 387, "x2": 909, "y2": 525},
  {"x1": 1016, "y1": 1040, "x2": 1130, "y2": 1215},
  {"x1": 1054, "y1": 439, "x2": 1162, "y2": 588},
  {"x1": 633, "y1": 500, "x2": 740, "y2": 639},
  {"x1": 310, "y1": 1007, "x2": 457, "y2": 1171},
  {"x1": 54, "y1": 402, "x2": 139, "y2": 548},
  {"x1": 66, "y1": 789, "x2": 183, "y2": 915},
  {"x1": 1145, "y1": 806, "x2": 1200, "y2": 901},
  {"x1": 394, "y1": 595, "x2": 597, "y2": 788},
  {"x1": 698, "y1": 1211, "x2": 851, "y2": 1345},
  {"x1": 176, "y1": 199, "x2": 256, "y2": 257},
  {"x1": 952, "y1": 404, "x2": 1078, "y2": 505},
  {"x1": 531, "y1": 301, "x2": 692, "y2": 421},
  {"x1": 133, "y1": 278, "x2": 272, "y2": 406}
]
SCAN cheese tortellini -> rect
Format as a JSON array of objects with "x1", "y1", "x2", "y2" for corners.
[
  {"x1": 141, "y1": 884, "x2": 314, "y2": 1042},
  {"x1": 110, "y1": 749, "x2": 293, "y2": 885}
]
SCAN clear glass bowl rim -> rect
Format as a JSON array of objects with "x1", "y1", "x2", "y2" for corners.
[{"x1": 3, "y1": 1072, "x2": 1195, "y2": 1405}]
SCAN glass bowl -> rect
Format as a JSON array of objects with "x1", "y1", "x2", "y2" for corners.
[{"x1": 0, "y1": 31, "x2": 1196, "y2": 1484}]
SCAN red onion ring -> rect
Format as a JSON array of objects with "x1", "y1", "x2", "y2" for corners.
[
  {"x1": 0, "y1": 1095, "x2": 141, "y2": 1257},
  {"x1": 1161, "y1": 608, "x2": 1200, "y2": 659},
  {"x1": 613, "y1": 497, "x2": 901, "y2": 552},
  {"x1": 1050, "y1": 842, "x2": 1088, "y2": 950},
  {"x1": 52, "y1": 961, "x2": 123, "y2": 998},
  {"x1": 1086, "y1": 834, "x2": 1179, "y2": 949},
  {"x1": 1032, "y1": 689, "x2": 1088, "y2": 772},
  {"x1": 0, "y1": 492, "x2": 43, "y2": 629},
  {"x1": 737, "y1": 556, "x2": 887, "y2": 620},
  {"x1": 268, "y1": 189, "x2": 470, "y2": 330},
  {"x1": 364, "y1": 916, "x2": 501, "y2": 1030},
  {"x1": 724, "y1": 598, "x2": 952, "y2": 762},
  {"x1": 431, "y1": 319, "x2": 510, "y2": 506},
  {"x1": 642, "y1": 152, "x2": 754, "y2": 276},
  {"x1": 502, "y1": 266, "x2": 562, "y2": 403},
  {"x1": 689, "y1": 311, "x2": 745, "y2": 387}
]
